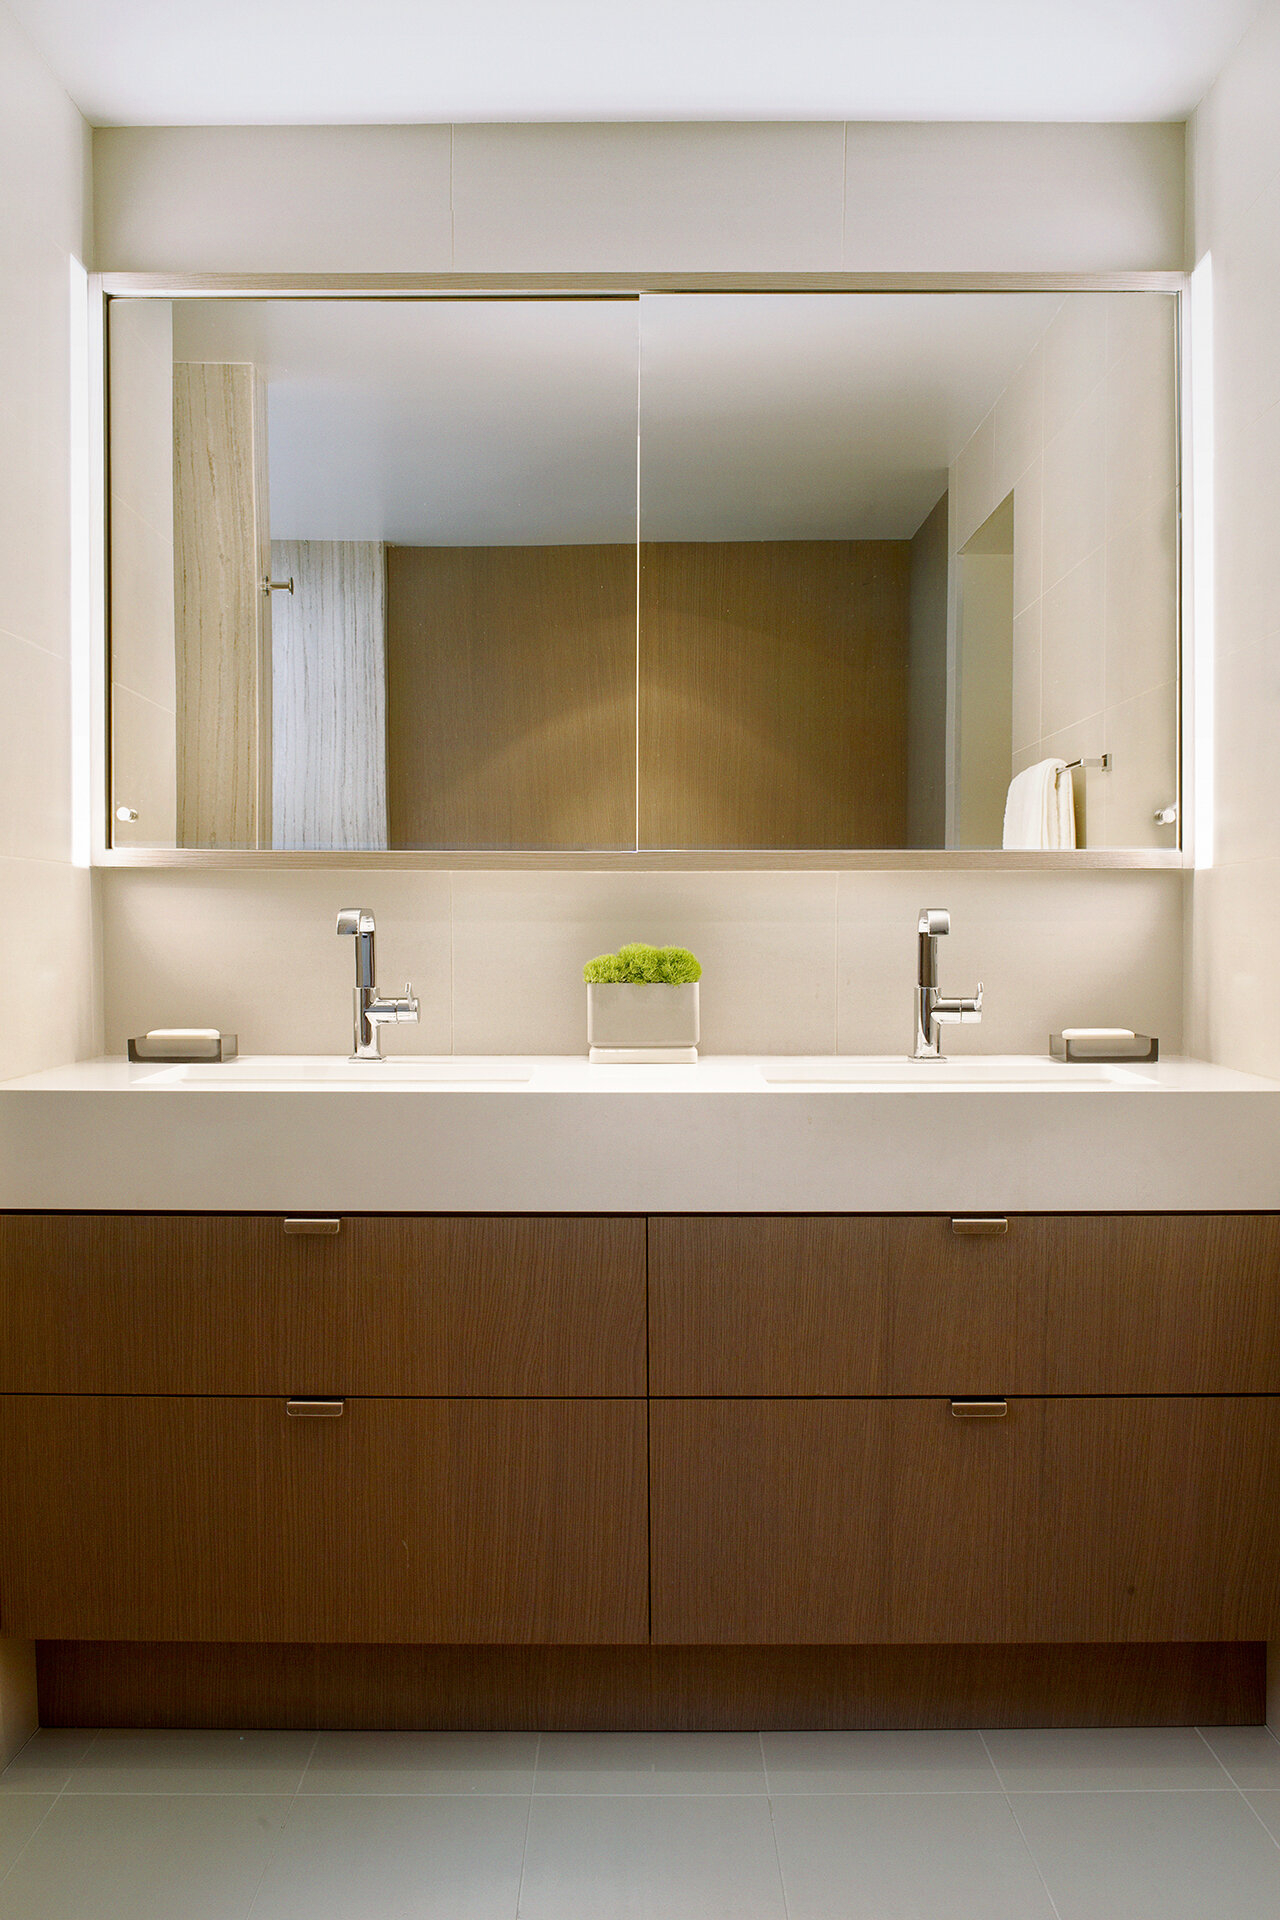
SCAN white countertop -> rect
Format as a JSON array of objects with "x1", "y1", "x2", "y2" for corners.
[{"x1": 2, "y1": 1053, "x2": 1278, "y2": 1213}]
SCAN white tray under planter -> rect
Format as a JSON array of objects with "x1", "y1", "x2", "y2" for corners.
[{"x1": 586, "y1": 982, "x2": 700, "y2": 1064}]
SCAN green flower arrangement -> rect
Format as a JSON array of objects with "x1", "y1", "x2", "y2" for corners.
[{"x1": 583, "y1": 943, "x2": 702, "y2": 985}]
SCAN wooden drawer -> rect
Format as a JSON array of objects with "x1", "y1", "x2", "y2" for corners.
[
  {"x1": 649, "y1": 1214, "x2": 1280, "y2": 1395},
  {"x1": 0, "y1": 1395, "x2": 648, "y2": 1644},
  {"x1": 0, "y1": 1214, "x2": 646, "y2": 1395},
  {"x1": 651, "y1": 1396, "x2": 1280, "y2": 1645}
]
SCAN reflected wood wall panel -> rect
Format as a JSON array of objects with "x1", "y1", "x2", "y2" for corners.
[
  {"x1": 173, "y1": 362, "x2": 272, "y2": 848},
  {"x1": 639, "y1": 541, "x2": 910, "y2": 849},
  {"x1": 271, "y1": 540, "x2": 387, "y2": 850},
  {"x1": 385, "y1": 545, "x2": 635, "y2": 850}
]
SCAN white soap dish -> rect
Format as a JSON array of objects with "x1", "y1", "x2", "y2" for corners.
[
  {"x1": 128, "y1": 1029, "x2": 239, "y2": 1063},
  {"x1": 1050, "y1": 1029, "x2": 1158, "y2": 1063}
]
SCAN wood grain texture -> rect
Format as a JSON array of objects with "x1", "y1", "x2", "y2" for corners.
[
  {"x1": 271, "y1": 540, "x2": 387, "y2": 850},
  {"x1": 650, "y1": 1399, "x2": 889, "y2": 1644},
  {"x1": 0, "y1": 1214, "x2": 646, "y2": 1396},
  {"x1": 638, "y1": 541, "x2": 910, "y2": 849},
  {"x1": 650, "y1": 1215, "x2": 1280, "y2": 1397},
  {"x1": 1039, "y1": 1397, "x2": 1280, "y2": 1643},
  {"x1": 649, "y1": 1216, "x2": 888, "y2": 1395},
  {"x1": 37, "y1": 1640, "x2": 1261, "y2": 1731},
  {"x1": 1040, "y1": 1214, "x2": 1280, "y2": 1394},
  {"x1": 173, "y1": 362, "x2": 272, "y2": 848},
  {"x1": 652, "y1": 1395, "x2": 1280, "y2": 1646},
  {"x1": 0, "y1": 1396, "x2": 648, "y2": 1645},
  {"x1": 385, "y1": 544, "x2": 636, "y2": 849}
]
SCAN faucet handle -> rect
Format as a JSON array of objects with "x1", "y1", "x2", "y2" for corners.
[
  {"x1": 933, "y1": 982, "x2": 984, "y2": 1025},
  {"x1": 336, "y1": 908, "x2": 375, "y2": 938}
]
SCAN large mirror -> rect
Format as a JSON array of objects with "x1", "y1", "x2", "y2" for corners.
[{"x1": 107, "y1": 288, "x2": 1179, "y2": 854}]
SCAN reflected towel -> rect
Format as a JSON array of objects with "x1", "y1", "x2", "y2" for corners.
[{"x1": 1002, "y1": 758, "x2": 1076, "y2": 850}]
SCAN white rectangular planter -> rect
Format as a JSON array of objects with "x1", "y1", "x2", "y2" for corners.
[{"x1": 586, "y1": 982, "x2": 700, "y2": 1064}]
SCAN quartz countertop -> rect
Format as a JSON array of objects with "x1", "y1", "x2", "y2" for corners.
[{"x1": 1, "y1": 1053, "x2": 1278, "y2": 1213}]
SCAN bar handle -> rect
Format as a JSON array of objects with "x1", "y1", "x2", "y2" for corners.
[
  {"x1": 286, "y1": 1399, "x2": 345, "y2": 1418},
  {"x1": 283, "y1": 1218, "x2": 341, "y2": 1235},
  {"x1": 950, "y1": 1217, "x2": 1009, "y2": 1236},
  {"x1": 950, "y1": 1399, "x2": 1008, "y2": 1419}
]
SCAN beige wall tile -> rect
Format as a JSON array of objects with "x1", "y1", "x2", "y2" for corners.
[
  {"x1": 837, "y1": 869, "x2": 1182, "y2": 1056},
  {"x1": 1214, "y1": 637, "x2": 1280, "y2": 867},
  {"x1": 1011, "y1": 459, "x2": 1044, "y2": 616},
  {"x1": 992, "y1": 341, "x2": 1045, "y2": 500},
  {"x1": 452, "y1": 122, "x2": 844, "y2": 273},
  {"x1": 93, "y1": 126, "x2": 453, "y2": 272},
  {"x1": 1104, "y1": 333, "x2": 1178, "y2": 538},
  {"x1": 1041, "y1": 295, "x2": 1110, "y2": 440},
  {"x1": 107, "y1": 298, "x2": 174, "y2": 537},
  {"x1": 1040, "y1": 386, "x2": 1107, "y2": 590},
  {"x1": 843, "y1": 124, "x2": 1185, "y2": 271},
  {"x1": 1040, "y1": 547, "x2": 1106, "y2": 738},
  {"x1": 1104, "y1": 680, "x2": 1179, "y2": 850},
  {"x1": 1104, "y1": 494, "x2": 1179, "y2": 709},
  {"x1": 450, "y1": 870, "x2": 837, "y2": 1056},
  {"x1": 110, "y1": 685, "x2": 176, "y2": 850},
  {"x1": 1187, "y1": 858, "x2": 1280, "y2": 1079},
  {"x1": 0, "y1": 633, "x2": 70, "y2": 863},
  {"x1": 951, "y1": 412, "x2": 996, "y2": 552},
  {"x1": 101, "y1": 870, "x2": 452, "y2": 1056},
  {"x1": 110, "y1": 495, "x2": 176, "y2": 710},
  {"x1": 1011, "y1": 603, "x2": 1042, "y2": 754},
  {"x1": 0, "y1": 855, "x2": 99, "y2": 1079}
]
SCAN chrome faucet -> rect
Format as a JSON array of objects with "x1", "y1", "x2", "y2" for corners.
[
  {"x1": 911, "y1": 908, "x2": 983, "y2": 1061},
  {"x1": 336, "y1": 908, "x2": 419, "y2": 1060}
]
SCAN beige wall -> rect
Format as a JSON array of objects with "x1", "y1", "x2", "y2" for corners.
[
  {"x1": 93, "y1": 121, "x2": 1187, "y2": 274},
  {"x1": 1186, "y1": 0, "x2": 1280, "y2": 1077},
  {"x1": 948, "y1": 293, "x2": 1180, "y2": 849},
  {"x1": 0, "y1": 0, "x2": 97, "y2": 1766},
  {"x1": 102, "y1": 865, "x2": 1183, "y2": 1062}
]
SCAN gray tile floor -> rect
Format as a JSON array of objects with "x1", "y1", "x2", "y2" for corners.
[{"x1": 4, "y1": 1723, "x2": 1280, "y2": 1916}]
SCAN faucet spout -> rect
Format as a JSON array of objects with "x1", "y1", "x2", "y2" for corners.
[
  {"x1": 336, "y1": 907, "x2": 419, "y2": 1059},
  {"x1": 911, "y1": 906, "x2": 982, "y2": 1061}
]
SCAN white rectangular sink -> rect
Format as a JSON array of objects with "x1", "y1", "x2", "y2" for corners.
[
  {"x1": 130, "y1": 1055, "x2": 532, "y2": 1089},
  {"x1": 762, "y1": 1055, "x2": 1151, "y2": 1090}
]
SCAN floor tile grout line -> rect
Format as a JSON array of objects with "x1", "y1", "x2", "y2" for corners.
[
  {"x1": 0, "y1": 1726, "x2": 91, "y2": 1890},
  {"x1": 1193, "y1": 1723, "x2": 1251, "y2": 1789},
  {"x1": 243, "y1": 1729, "x2": 319, "y2": 1920},
  {"x1": 978, "y1": 1729, "x2": 1065, "y2": 1920},
  {"x1": 758, "y1": 1731, "x2": 793, "y2": 1919},
  {"x1": 514, "y1": 1732, "x2": 540, "y2": 1918}
]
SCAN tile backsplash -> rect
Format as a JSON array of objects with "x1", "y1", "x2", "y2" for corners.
[{"x1": 102, "y1": 867, "x2": 1183, "y2": 1060}]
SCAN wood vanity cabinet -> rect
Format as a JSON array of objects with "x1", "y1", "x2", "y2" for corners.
[
  {"x1": 3, "y1": 1209, "x2": 1280, "y2": 1668},
  {"x1": 0, "y1": 1395, "x2": 647, "y2": 1644},
  {"x1": 648, "y1": 1213, "x2": 1280, "y2": 1648},
  {"x1": 0, "y1": 1213, "x2": 649, "y2": 1646}
]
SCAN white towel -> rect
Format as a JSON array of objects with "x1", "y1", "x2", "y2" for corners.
[{"x1": 1002, "y1": 758, "x2": 1076, "y2": 850}]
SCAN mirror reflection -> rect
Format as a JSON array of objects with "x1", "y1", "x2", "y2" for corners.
[{"x1": 107, "y1": 289, "x2": 1179, "y2": 854}]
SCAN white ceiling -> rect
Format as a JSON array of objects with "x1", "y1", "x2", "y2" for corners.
[
  {"x1": 11, "y1": 0, "x2": 1263, "y2": 125},
  {"x1": 165, "y1": 291, "x2": 1094, "y2": 544}
]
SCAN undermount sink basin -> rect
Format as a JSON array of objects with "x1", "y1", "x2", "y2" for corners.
[
  {"x1": 130, "y1": 1055, "x2": 532, "y2": 1089},
  {"x1": 762, "y1": 1055, "x2": 1151, "y2": 1090}
]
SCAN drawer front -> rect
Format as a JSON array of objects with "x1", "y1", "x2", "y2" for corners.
[
  {"x1": 0, "y1": 1395, "x2": 648, "y2": 1644},
  {"x1": 650, "y1": 1215, "x2": 1280, "y2": 1395},
  {"x1": 0, "y1": 1214, "x2": 646, "y2": 1395},
  {"x1": 651, "y1": 1396, "x2": 1280, "y2": 1645}
]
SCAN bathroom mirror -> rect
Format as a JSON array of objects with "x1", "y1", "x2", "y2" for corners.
[{"x1": 106, "y1": 287, "x2": 1179, "y2": 856}]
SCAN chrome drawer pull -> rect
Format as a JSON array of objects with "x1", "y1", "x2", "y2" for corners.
[
  {"x1": 286, "y1": 1399, "x2": 345, "y2": 1418},
  {"x1": 951, "y1": 1217, "x2": 1009, "y2": 1236},
  {"x1": 283, "y1": 1217, "x2": 341, "y2": 1235},
  {"x1": 950, "y1": 1399, "x2": 1008, "y2": 1418}
]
